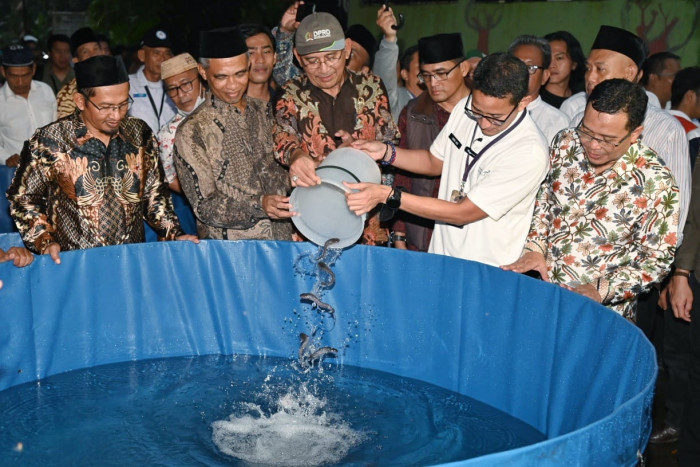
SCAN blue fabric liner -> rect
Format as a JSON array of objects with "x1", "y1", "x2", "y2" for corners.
[{"x1": 0, "y1": 240, "x2": 655, "y2": 465}]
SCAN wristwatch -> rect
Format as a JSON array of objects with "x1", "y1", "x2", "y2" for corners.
[
  {"x1": 379, "y1": 186, "x2": 406, "y2": 222},
  {"x1": 386, "y1": 186, "x2": 405, "y2": 209}
]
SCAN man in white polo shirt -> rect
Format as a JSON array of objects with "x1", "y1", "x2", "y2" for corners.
[{"x1": 346, "y1": 53, "x2": 549, "y2": 266}]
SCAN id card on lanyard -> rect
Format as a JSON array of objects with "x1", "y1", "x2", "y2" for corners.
[{"x1": 450, "y1": 109, "x2": 527, "y2": 203}]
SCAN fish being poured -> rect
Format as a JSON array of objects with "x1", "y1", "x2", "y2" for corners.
[
  {"x1": 298, "y1": 332, "x2": 338, "y2": 368},
  {"x1": 300, "y1": 293, "x2": 335, "y2": 317}
]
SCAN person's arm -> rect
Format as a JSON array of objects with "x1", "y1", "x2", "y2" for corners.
[
  {"x1": 372, "y1": 5, "x2": 400, "y2": 115},
  {"x1": 140, "y1": 133, "x2": 185, "y2": 240},
  {"x1": 173, "y1": 125, "x2": 270, "y2": 229},
  {"x1": 655, "y1": 117, "x2": 692, "y2": 236},
  {"x1": 272, "y1": 1, "x2": 303, "y2": 87},
  {"x1": 366, "y1": 74, "x2": 400, "y2": 145},
  {"x1": 6, "y1": 139, "x2": 59, "y2": 254}
]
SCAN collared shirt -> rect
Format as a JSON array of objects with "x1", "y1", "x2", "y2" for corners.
[
  {"x1": 562, "y1": 90, "x2": 691, "y2": 233},
  {"x1": 524, "y1": 129, "x2": 679, "y2": 320},
  {"x1": 40, "y1": 65, "x2": 75, "y2": 95},
  {"x1": 157, "y1": 96, "x2": 205, "y2": 184},
  {"x1": 128, "y1": 66, "x2": 177, "y2": 133},
  {"x1": 56, "y1": 78, "x2": 78, "y2": 119},
  {"x1": 428, "y1": 96, "x2": 550, "y2": 265},
  {"x1": 0, "y1": 80, "x2": 57, "y2": 164},
  {"x1": 668, "y1": 109, "x2": 700, "y2": 140},
  {"x1": 174, "y1": 93, "x2": 293, "y2": 241},
  {"x1": 527, "y1": 95, "x2": 570, "y2": 146},
  {"x1": 7, "y1": 112, "x2": 183, "y2": 253},
  {"x1": 274, "y1": 69, "x2": 399, "y2": 165},
  {"x1": 274, "y1": 69, "x2": 399, "y2": 245}
]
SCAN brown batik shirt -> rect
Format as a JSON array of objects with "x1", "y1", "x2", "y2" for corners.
[
  {"x1": 7, "y1": 111, "x2": 183, "y2": 254},
  {"x1": 274, "y1": 69, "x2": 399, "y2": 244},
  {"x1": 56, "y1": 78, "x2": 78, "y2": 119},
  {"x1": 173, "y1": 93, "x2": 293, "y2": 241}
]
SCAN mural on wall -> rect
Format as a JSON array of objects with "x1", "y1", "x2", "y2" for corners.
[
  {"x1": 622, "y1": 0, "x2": 700, "y2": 54},
  {"x1": 464, "y1": 0, "x2": 502, "y2": 53}
]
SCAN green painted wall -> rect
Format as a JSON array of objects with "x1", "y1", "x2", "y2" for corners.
[{"x1": 347, "y1": 0, "x2": 699, "y2": 66}]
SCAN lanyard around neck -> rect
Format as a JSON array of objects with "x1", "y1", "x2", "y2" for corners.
[
  {"x1": 459, "y1": 108, "x2": 527, "y2": 192},
  {"x1": 144, "y1": 85, "x2": 166, "y2": 127}
]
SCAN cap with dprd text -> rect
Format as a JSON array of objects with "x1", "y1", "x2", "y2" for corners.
[{"x1": 295, "y1": 12, "x2": 346, "y2": 56}]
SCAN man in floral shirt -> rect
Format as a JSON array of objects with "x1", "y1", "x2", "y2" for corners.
[
  {"x1": 503, "y1": 79, "x2": 679, "y2": 320},
  {"x1": 274, "y1": 12, "x2": 398, "y2": 245}
]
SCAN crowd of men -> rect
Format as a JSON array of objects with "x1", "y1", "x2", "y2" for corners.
[{"x1": 1, "y1": 2, "x2": 700, "y2": 464}]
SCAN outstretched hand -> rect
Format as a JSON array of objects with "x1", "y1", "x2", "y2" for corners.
[
  {"x1": 351, "y1": 139, "x2": 389, "y2": 162},
  {"x1": 344, "y1": 182, "x2": 391, "y2": 216},
  {"x1": 280, "y1": 1, "x2": 304, "y2": 34}
]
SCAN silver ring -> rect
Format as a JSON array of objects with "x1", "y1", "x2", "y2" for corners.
[{"x1": 291, "y1": 175, "x2": 299, "y2": 182}]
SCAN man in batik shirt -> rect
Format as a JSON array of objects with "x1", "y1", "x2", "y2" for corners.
[
  {"x1": 274, "y1": 12, "x2": 398, "y2": 245},
  {"x1": 173, "y1": 27, "x2": 294, "y2": 241},
  {"x1": 503, "y1": 79, "x2": 679, "y2": 320},
  {"x1": 8, "y1": 55, "x2": 197, "y2": 264}
]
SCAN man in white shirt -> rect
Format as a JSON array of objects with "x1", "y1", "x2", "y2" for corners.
[
  {"x1": 559, "y1": 25, "x2": 691, "y2": 231},
  {"x1": 128, "y1": 28, "x2": 177, "y2": 133},
  {"x1": 0, "y1": 44, "x2": 57, "y2": 166},
  {"x1": 347, "y1": 53, "x2": 549, "y2": 266},
  {"x1": 508, "y1": 35, "x2": 569, "y2": 145}
]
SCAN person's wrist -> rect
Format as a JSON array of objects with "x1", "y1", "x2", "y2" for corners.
[{"x1": 672, "y1": 270, "x2": 691, "y2": 279}]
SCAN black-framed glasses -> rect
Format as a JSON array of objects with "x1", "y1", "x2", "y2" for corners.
[
  {"x1": 526, "y1": 64, "x2": 544, "y2": 75},
  {"x1": 575, "y1": 121, "x2": 632, "y2": 153},
  {"x1": 463, "y1": 94, "x2": 518, "y2": 127},
  {"x1": 82, "y1": 94, "x2": 133, "y2": 114},
  {"x1": 417, "y1": 60, "x2": 463, "y2": 84},
  {"x1": 301, "y1": 50, "x2": 344, "y2": 69},
  {"x1": 165, "y1": 79, "x2": 196, "y2": 97}
]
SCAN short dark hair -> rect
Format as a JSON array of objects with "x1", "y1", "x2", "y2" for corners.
[
  {"x1": 78, "y1": 88, "x2": 96, "y2": 98},
  {"x1": 238, "y1": 23, "x2": 276, "y2": 51},
  {"x1": 507, "y1": 35, "x2": 551, "y2": 69},
  {"x1": 544, "y1": 30, "x2": 586, "y2": 93},
  {"x1": 399, "y1": 45, "x2": 418, "y2": 71},
  {"x1": 472, "y1": 52, "x2": 529, "y2": 105},
  {"x1": 47, "y1": 34, "x2": 70, "y2": 52},
  {"x1": 670, "y1": 66, "x2": 700, "y2": 108},
  {"x1": 587, "y1": 79, "x2": 647, "y2": 131},
  {"x1": 640, "y1": 51, "x2": 681, "y2": 86}
]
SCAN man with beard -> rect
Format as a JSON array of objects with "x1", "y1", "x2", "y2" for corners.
[
  {"x1": 390, "y1": 33, "x2": 470, "y2": 251},
  {"x1": 173, "y1": 28, "x2": 294, "y2": 241},
  {"x1": 7, "y1": 55, "x2": 197, "y2": 264}
]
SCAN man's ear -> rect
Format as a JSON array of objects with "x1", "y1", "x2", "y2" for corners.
[
  {"x1": 540, "y1": 68, "x2": 551, "y2": 86},
  {"x1": 628, "y1": 65, "x2": 642, "y2": 84},
  {"x1": 73, "y1": 91, "x2": 86, "y2": 111},
  {"x1": 630, "y1": 124, "x2": 644, "y2": 144},
  {"x1": 137, "y1": 48, "x2": 146, "y2": 65},
  {"x1": 198, "y1": 63, "x2": 208, "y2": 81},
  {"x1": 459, "y1": 60, "x2": 470, "y2": 78}
]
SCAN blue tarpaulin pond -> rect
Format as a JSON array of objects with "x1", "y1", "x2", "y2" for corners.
[{"x1": 0, "y1": 238, "x2": 655, "y2": 465}]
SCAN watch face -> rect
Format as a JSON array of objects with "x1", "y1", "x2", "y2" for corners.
[{"x1": 386, "y1": 189, "x2": 402, "y2": 209}]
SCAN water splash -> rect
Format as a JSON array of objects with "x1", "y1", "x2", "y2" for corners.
[{"x1": 211, "y1": 383, "x2": 366, "y2": 466}]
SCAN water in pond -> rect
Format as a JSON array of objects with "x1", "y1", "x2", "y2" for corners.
[{"x1": 0, "y1": 354, "x2": 545, "y2": 466}]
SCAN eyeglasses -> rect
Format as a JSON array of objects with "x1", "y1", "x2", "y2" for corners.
[
  {"x1": 301, "y1": 51, "x2": 344, "y2": 69},
  {"x1": 575, "y1": 122, "x2": 632, "y2": 152},
  {"x1": 526, "y1": 64, "x2": 544, "y2": 75},
  {"x1": 82, "y1": 94, "x2": 133, "y2": 114},
  {"x1": 417, "y1": 60, "x2": 463, "y2": 84},
  {"x1": 165, "y1": 79, "x2": 196, "y2": 97},
  {"x1": 463, "y1": 94, "x2": 518, "y2": 127}
]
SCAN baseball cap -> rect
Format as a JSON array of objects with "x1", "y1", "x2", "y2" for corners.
[
  {"x1": 140, "y1": 28, "x2": 173, "y2": 49},
  {"x1": 295, "y1": 12, "x2": 346, "y2": 56}
]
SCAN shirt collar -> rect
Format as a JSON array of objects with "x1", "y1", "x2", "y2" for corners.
[
  {"x1": 72, "y1": 111, "x2": 123, "y2": 145},
  {"x1": 1, "y1": 80, "x2": 35, "y2": 100}
]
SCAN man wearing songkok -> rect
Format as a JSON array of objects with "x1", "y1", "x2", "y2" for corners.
[
  {"x1": 7, "y1": 55, "x2": 197, "y2": 264},
  {"x1": 0, "y1": 45, "x2": 57, "y2": 166},
  {"x1": 346, "y1": 53, "x2": 549, "y2": 265},
  {"x1": 173, "y1": 28, "x2": 294, "y2": 241},
  {"x1": 157, "y1": 53, "x2": 205, "y2": 193},
  {"x1": 508, "y1": 35, "x2": 569, "y2": 145},
  {"x1": 390, "y1": 33, "x2": 470, "y2": 251},
  {"x1": 560, "y1": 25, "x2": 690, "y2": 231},
  {"x1": 275, "y1": 12, "x2": 398, "y2": 245},
  {"x1": 128, "y1": 28, "x2": 176, "y2": 133},
  {"x1": 503, "y1": 79, "x2": 679, "y2": 321},
  {"x1": 345, "y1": 24, "x2": 376, "y2": 73},
  {"x1": 56, "y1": 27, "x2": 108, "y2": 119}
]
